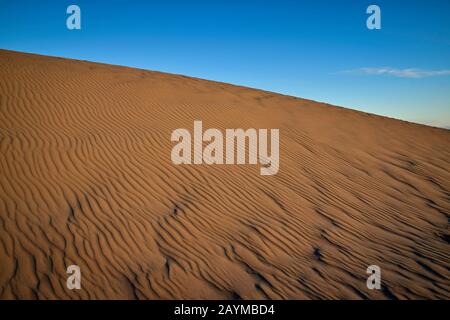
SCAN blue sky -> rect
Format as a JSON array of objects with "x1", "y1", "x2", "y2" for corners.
[{"x1": 1, "y1": 0, "x2": 449, "y2": 128}]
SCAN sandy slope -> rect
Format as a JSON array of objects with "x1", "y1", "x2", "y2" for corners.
[{"x1": 0, "y1": 49, "x2": 449, "y2": 300}]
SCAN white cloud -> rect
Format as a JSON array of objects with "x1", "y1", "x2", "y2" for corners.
[{"x1": 341, "y1": 67, "x2": 450, "y2": 78}]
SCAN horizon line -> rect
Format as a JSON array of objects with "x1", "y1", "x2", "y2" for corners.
[{"x1": 2, "y1": 47, "x2": 448, "y2": 131}]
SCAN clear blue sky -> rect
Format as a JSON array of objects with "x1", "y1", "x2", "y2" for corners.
[{"x1": 1, "y1": 0, "x2": 449, "y2": 128}]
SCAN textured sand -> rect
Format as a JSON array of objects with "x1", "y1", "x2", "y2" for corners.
[{"x1": 0, "y1": 50, "x2": 449, "y2": 299}]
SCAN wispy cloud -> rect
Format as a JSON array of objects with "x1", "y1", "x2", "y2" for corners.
[{"x1": 340, "y1": 67, "x2": 450, "y2": 79}]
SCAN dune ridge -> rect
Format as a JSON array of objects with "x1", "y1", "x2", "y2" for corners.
[{"x1": 0, "y1": 49, "x2": 449, "y2": 299}]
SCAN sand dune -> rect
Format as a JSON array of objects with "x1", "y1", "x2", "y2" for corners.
[{"x1": 0, "y1": 49, "x2": 449, "y2": 299}]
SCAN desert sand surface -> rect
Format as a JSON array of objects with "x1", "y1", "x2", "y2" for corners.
[{"x1": 0, "y1": 49, "x2": 449, "y2": 299}]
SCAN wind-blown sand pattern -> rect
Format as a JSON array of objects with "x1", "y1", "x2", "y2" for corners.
[{"x1": 0, "y1": 50, "x2": 449, "y2": 299}]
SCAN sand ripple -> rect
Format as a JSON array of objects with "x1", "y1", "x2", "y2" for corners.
[{"x1": 0, "y1": 50, "x2": 449, "y2": 299}]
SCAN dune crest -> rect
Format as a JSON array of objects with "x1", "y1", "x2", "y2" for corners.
[{"x1": 0, "y1": 50, "x2": 449, "y2": 299}]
